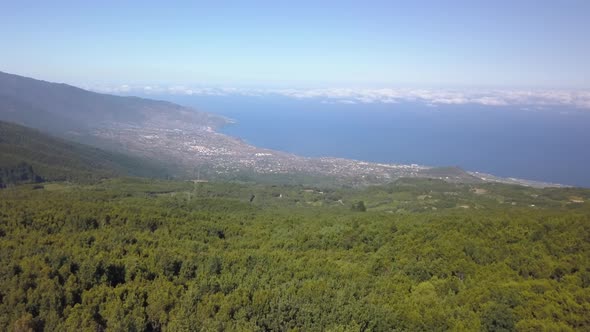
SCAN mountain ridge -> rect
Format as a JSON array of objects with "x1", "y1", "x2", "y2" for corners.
[{"x1": 0, "y1": 70, "x2": 229, "y2": 132}]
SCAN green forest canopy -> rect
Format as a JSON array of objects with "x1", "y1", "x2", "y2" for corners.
[{"x1": 0, "y1": 177, "x2": 589, "y2": 331}]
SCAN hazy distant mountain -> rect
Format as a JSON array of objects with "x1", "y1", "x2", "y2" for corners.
[
  {"x1": 0, "y1": 71, "x2": 228, "y2": 132},
  {"x1": 0, "y1": 120, "x2": 168, "y2": 185}
]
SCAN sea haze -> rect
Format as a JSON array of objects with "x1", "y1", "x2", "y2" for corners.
[{"x1": 149, "y1": 94, "x2": 590, "y2": 187}]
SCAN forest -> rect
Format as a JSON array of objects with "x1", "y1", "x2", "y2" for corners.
[
  {"x1": 1, "y1": 177, "x2": 589, "y2": 331},
  {"x1": 0, "y1": 121, "x2": 169, "y2": 185}
]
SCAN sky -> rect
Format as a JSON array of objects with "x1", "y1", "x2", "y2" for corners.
[{"x1": 1, "y1": 0, "x2": 589, "y2": 89}]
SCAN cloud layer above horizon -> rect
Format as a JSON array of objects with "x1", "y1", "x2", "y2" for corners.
[{"x1": 90, "y1": 85, "x2": 590, "y2": 110}]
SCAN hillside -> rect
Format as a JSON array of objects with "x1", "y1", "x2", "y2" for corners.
[
  {"x1": 0, "y1": 71, "x2": 228, "y2": 132},
  {"x1": 0, "y1": 121, "x2": 168, "y2": 185},
  {"x1": 0, "y1": 178, "x2": 588, "y2": 330}
]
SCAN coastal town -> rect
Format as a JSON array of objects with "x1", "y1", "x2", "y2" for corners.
[
  {"x1": 91, "y1": 122, "x2": 434, "y2": 184},
  {"x1": 91, "y1": 121, "x2": 554, "y2": 187}
]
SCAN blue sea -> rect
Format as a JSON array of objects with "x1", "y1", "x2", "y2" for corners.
[{"x1": 152, "y1": 94, "x2": 590, "y2": 187}]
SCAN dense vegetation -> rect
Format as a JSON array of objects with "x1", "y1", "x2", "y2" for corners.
[
  {"x1": 0, "y1": 162, "x2": 43, "y2": 188},
  {"x1": 1, "y1": 178, "x2": 589, "y2": 331},
  {"x1": 0, "y1": 121, "x2": 168, "y2": 184}
]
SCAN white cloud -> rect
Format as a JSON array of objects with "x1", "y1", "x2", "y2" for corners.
[
  {"x1": 265, "y1": 88, "x2": 590, "y2": 109},
  {"x1": 88, "y1": 84, "x2": 590, "y2": 110}
]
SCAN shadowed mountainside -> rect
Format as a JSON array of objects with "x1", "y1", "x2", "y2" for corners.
[{"x1": 0, "y1": 121, "x2": 169, "y2": 185}]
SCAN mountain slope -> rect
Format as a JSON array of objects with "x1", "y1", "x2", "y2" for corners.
[
  {"x1": 0, "y1": 71, "x2": 228, "y2": 132},
  {"x1": 0, "y1": 121, "x2": 168, "y2": 185}
]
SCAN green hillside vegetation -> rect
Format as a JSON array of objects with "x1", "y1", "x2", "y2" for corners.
[
  {"x1": 0, "y1": 121, "x2": 168, "y2": 185},
  {"x1": 0, "y1": 178, "x2": 589, "y2": 331}
]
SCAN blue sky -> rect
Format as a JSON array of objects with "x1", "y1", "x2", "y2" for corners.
[{"x1": 1, "y1": 0, "x2": 589, "y2": 88}]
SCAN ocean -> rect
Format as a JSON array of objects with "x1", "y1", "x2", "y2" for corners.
[{"x1": 152, "y1": 94, "x2": 590, "y2": 187}]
